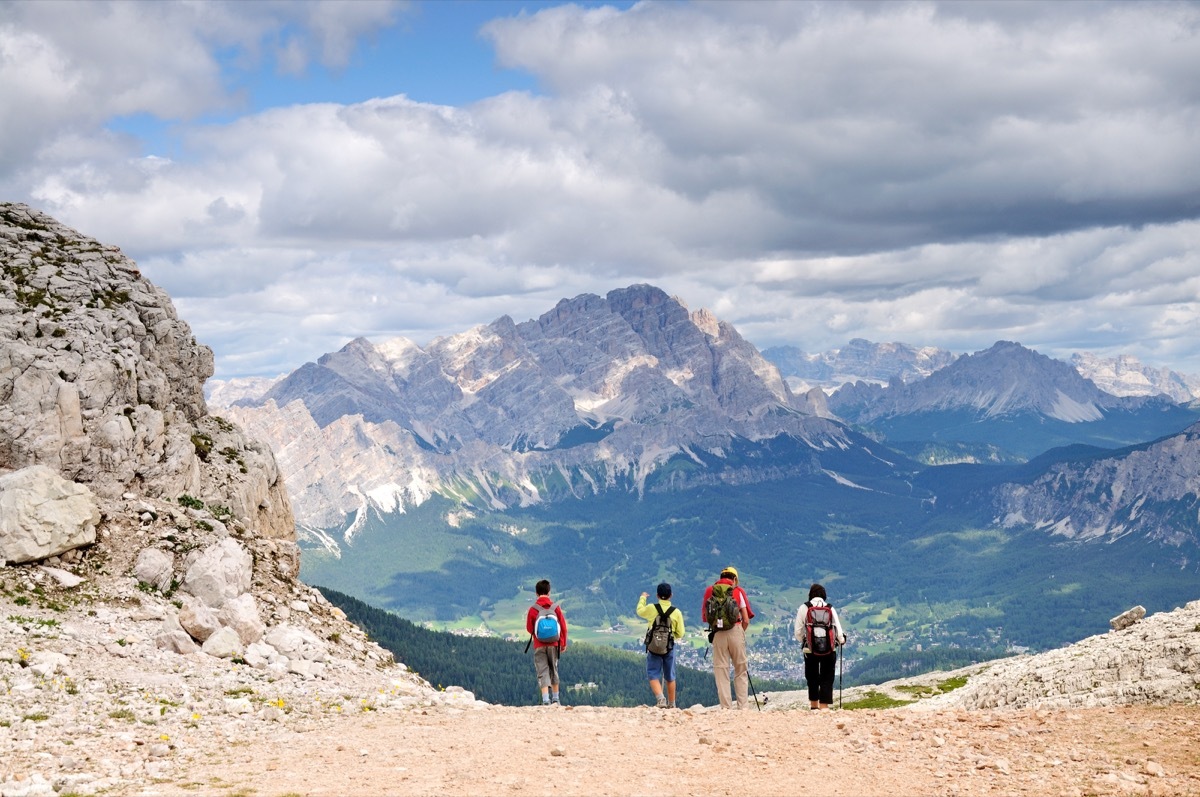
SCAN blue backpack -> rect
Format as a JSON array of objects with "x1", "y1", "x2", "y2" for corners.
[{"x1": 533, "y1": 603, "x2": 561, "y2": 646}]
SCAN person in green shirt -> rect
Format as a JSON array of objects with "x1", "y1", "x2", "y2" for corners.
[{"x1": 636, "y1": 583, "x2": 686, "y2": 708}]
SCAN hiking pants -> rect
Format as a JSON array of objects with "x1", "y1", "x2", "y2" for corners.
[
  {"x1": 712, "y1": 624, "x2": 749, "y2": 709},
  {"x1": 805, "y1": 652, "x2": 837, "y2": 704},
  {"x1": 534, "y1": 645, "x2": 560, "y2": 688}
]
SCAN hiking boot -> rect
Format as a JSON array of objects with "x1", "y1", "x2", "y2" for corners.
[
  {"x1": 655, "y1": 695, "x2": 667, "y2": 708},
  {"x1": 667, "y1": 701, "x2": 676, "y2": 709}
]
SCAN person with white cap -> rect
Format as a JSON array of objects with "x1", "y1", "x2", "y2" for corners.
[{"x1": 701, "y1": 566, "x2": 755, "y2": 709}]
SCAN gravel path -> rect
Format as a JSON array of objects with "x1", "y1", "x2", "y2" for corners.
[{"x1": 157, "y1": 702, "x2": 1200, "y2": 797}]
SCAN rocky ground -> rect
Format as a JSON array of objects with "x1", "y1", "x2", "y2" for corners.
[{"x1": 161, "y1": 702, "x2": 1200, "y2": 797}]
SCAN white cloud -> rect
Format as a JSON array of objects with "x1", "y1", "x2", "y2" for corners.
[{"x1": 3, "y1": 0, "x2": 1200, "y2": 377}]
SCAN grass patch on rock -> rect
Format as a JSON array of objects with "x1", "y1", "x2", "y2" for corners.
[{"x1": 841, "y1": 690, "x2": 915, "y2": 710}]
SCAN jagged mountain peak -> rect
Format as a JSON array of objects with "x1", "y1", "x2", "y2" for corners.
[
  {"x1": 219, "y1": 284, "x2": 863, "y2": 532},
  {"x1": 764, "y1": 337, "x2": 959, "y2": 393},
  {"x1": 832, "y1": 340, "x2": 1138, "y2": 424},
  {"x1": 1071, "y1": 351, "x2": 1200, "y2": 402}
]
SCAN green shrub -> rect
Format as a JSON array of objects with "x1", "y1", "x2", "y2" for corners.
[
  {"x1": 178, "y1": 495, "x2": 204, "y2": 510},
  {"x1": 190, "y1": 433, "x2": 213, "y2": 461}
]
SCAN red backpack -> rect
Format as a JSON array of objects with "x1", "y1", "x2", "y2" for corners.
[{"x1": 804, "y1": 603, "x2": 837, "y2": 656}]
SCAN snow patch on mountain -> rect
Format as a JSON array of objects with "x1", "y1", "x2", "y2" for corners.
[
  {"x1": 365, "y1": 482, "x2": 408, "y2": 514},
  {"x1": 823, "y1": 470, "x2": 872, "y2": 490},
  {"x1": 1049, "y1": 389, "x2": 1104, "y2": 423}
]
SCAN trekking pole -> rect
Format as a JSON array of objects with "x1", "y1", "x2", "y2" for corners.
[
  {"x1": 747, "y1": 668, "x2": 761, "y2": 711},
  {"x1": 838, "y1": 644, "x2": 844, "y2": 709}
]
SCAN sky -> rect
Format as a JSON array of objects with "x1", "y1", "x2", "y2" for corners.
[{"x1": 3, "y1": 0, "x2": 1200, "y2": 379}]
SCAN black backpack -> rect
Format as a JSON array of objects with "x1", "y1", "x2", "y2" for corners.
[{"x1": 644, "y1": 605, "x2": 676, "y2": 655}]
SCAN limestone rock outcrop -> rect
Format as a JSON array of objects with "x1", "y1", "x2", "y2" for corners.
[
  {"x1": 179, "y1": 537, "x2": 253, "y2": 608},
  {"x1": 919, "y1": 599, "x2": 1200, "y2": 710},
  {"x1": 0, "y1": 202, "x2": 293, "y2": 540},
  {"x1": 1110, "y1": 604, "x2": 1146, "y2": 631}
]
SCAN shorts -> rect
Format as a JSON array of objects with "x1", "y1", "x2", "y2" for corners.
[{"x1": 646, "y1": 646, "x2": 677, "y2": 683}]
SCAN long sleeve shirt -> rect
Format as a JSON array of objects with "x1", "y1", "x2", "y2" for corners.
[
  {"x1": 636, "y1": 595, "x2": 686, "y2": 639},
  {"x1": 793, "y1": 597, "x2": 845, "y2": 646}
]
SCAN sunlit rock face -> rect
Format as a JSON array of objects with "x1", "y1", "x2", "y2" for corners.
[
  {"x1": 216, "y1": 284, "x2": 864, "y2": 535},
  {"x1": 0, "y1": 202, "x2": 293, "y2": 541}
]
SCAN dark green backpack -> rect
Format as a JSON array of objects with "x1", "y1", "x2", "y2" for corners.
[{"x1": 706, "y1": 583, "x2": 740, "y2": 632}]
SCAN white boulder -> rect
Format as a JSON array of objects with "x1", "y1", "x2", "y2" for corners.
[
  {"x1": 0, "y1": 465, "x2": 99, "y2": 564},
  {"x1": 39, "y1": 565, "x2": 85, "y2": 588},
  {"x1": 264, "y1": 624, "x2": 327, "y2": 663},
  {"x1": 178, "y1": 598, "x2": 222, "y2": 643},
  {"x1": 202, "y1": 626, "x2": 245, "y2": 659},
  {"x1": 155, "y1": 630, "x2": 201, "y2": 655},
  {"x1": 1110, "y1": 605, "x2": 1146, "y2": 631},
  {"x1": 179, "y1": 538, "x2": 252, "y2": 607},
  {"x1": 218, "y1": 593, "x2": 265, "y2": 645},
  {"x1": 133, "y1": 547, "x2": 175, "y2": 593}
]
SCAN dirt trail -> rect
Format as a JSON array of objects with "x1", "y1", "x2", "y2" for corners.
[{"x1": 158, "y1": 703, "x2": 1200, "y2": 797}]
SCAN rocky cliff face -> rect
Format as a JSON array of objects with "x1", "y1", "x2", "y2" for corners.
[
  {"x1": 990, "y1": 422, "x2": 1200, "y2": 545},
  {"x1": 0, "y1": 203, "x2": 292, "y2": 539},
  {"x1": 1071, "y1": 351, "x2": 1200, "y2": 403},
  {"x1": 220, "y1": 285, "x2": 861, "y2": 534}
]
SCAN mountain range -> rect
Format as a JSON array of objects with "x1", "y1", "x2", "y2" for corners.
[
  {"x1": 828, "y1": 341, "x2": 1199, "y2": 462},
  {"x1": 208, "y1": 284, "x2": 1200, "y2": 675},
  {"x1": 766, "y1": 339, "x2": 1200, "y2": 402}
]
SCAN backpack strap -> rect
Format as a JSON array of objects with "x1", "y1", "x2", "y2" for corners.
[
  {"x1": 525, "y1": 602, "x2": 539, "y2": 653},
  {"x1": 553, "y1": 603, "x2": 563, "y2": 651}
]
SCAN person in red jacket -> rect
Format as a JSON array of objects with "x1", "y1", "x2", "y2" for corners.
[
  {"x1": 525, "y1": 579, "x2": 568, "y2": 705},
  {"x1": 701, "y1": 566, "x2": 755, "y2": 709}
]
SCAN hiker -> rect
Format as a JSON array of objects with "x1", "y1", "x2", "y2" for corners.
[
  {"x1": 636, "y1": 582, "x2": 686, "y2": 708},
  {"x1": 701, "y1": 566, "x2": 755, "y2": 709},
  {"x1": 525, "y1": 579, "x2": 568, "y2": 705},
  {"x1": 794, "y1": 582, "x2": 846, "y2": 710}
]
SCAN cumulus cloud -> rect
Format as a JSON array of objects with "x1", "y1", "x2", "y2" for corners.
[
  {"x1": 3, "y1": 0, "x2": 1200, "y2": 377},
  {"x1": 0, "y1": 0, "x2": 406, "y2": 173}
]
